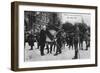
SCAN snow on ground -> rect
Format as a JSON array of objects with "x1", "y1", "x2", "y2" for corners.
[{"x1": 24, "y1": 42, "x2": 90, "y2": 62}]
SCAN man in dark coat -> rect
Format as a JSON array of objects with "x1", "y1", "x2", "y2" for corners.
[
  {"x1": 28, "y1": 33, "x2": 35, "y2": 50},
  {"x1": 54, "y1": 31, "x2": 62, "y2": 56},
  {"x1": 79, "y1": 32, "x2": 84, "y2": 50},
  {"x1": 39, "y1": 25, "x2": 46, "y2": 56},
  {"x1": 73, "y1": 26, "x2": 79, "y2": 59},
  {"x1": 73, "y1": 34, "x2": 79, "y2": 59},
  {"x1": 35, "y1": 32, "x2": 40, "y2": 49},
  {"x1": 68, "y1": 33, "x2": 74, "y2": 50}
]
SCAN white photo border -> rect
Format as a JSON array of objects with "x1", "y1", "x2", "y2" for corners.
[{"x1": 18, "y1": 5, "x2": 96, "y2": 68}]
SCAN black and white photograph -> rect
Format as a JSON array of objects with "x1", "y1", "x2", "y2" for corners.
[
  {"x1": 11, "y1": 2, "x2": 97, "y2": 71},
  {"x1": 24, "y1": 11, "x2": 91, "y2": 61}
]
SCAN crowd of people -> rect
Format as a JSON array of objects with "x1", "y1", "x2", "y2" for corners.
[{"x1": 25, "y1": 23, "x2": 90, "y2": 59}]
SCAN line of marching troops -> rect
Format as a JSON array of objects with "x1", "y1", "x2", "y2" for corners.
[{"x1": 25, "y1": 25, "x2": 90, "y2": 59}]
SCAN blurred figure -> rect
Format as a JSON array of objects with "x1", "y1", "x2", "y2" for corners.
[
  {"x1": 52, "y1": 35, "x2": 57, "y2": 52},
  {"x1": 35, "y1": 32, "x2": 40, "y2": 49},
  {"x1": 84, "y1": 29, "x2": 90, "y2": 50},
  {"x1": 79, "y1": 32, "x2": 84, "y2": 50},
  {"x1": 65, "y1": 33, "x2": 70, "y2": 46},
  {"x1": 68, "y1": 33, "x2": 74, "y2": 50},
  {"x1": 39, "y1": 25, "x2": 46, "y2": 56},
  {"x1": 54, "y1": 31, "x2": 62, "y2": 56},
  {"x1": 28, "y1": 33, "x2": 35, "y2": 50},
  {"x1": 73, "y1": 25, "x2": 79, "y2": 59}
]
